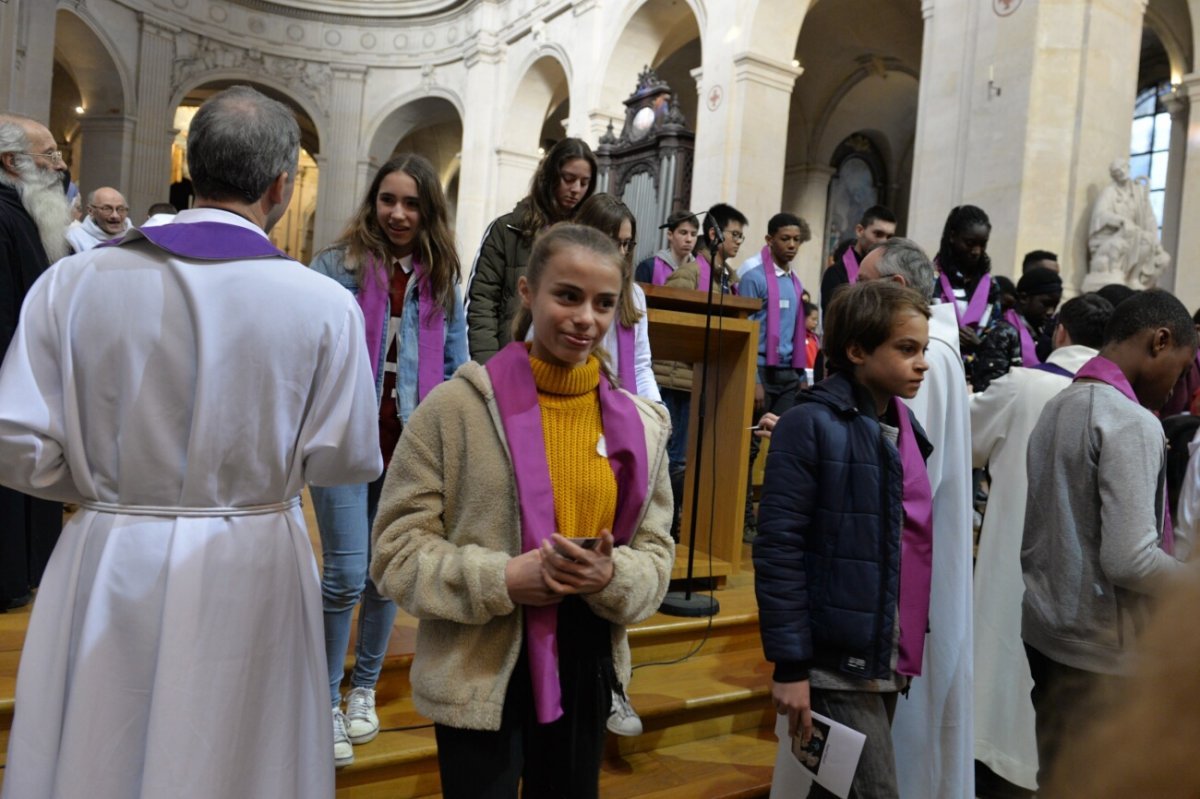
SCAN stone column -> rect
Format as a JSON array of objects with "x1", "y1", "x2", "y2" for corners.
[
  {"x1": 457, "y1": 34, "x2": 505, "y2": 263},
  {"x1": 1, "y1": 1, "x2": 56, "y2": 119},
  {"x1": 312, "y1": 64, "x2": 367, "y2": 252},
  {"x1": 127, "y1": 13, "x2": 177, "y2": 218},
  {"x1": 1157, "y1": 84, "x2": 1187, "y2": 293},
  {"x1": 1169, "y1": 73, "x2": 1200, "y2": 308},
  {"x1": 785, "y1": 164, "x2": 835, "y2": 290},
  {"x1": 715, "y1": 53, "x2": 801, "y2": 246},
  {"x1": 908, "y1": 0, "x2": 1146, "y2": 284},
  {"x1": 77, "y1": 115, "x2": 136, "y2": 199}
]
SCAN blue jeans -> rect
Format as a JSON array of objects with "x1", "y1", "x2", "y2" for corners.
[{"x1": 311, "y1": 476, "x2": 398, "y2": 707}]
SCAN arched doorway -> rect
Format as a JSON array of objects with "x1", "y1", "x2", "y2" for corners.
[
  {"x1": 50, "y1": 9, "x2": 131, "y2": 207},
  {"x1": 367, "y1": 95, "x2": 464, "y2": 228},
  {"x1": 498, "y1": 53, "x2": 571, "y2": 214},
  {"x1": 784, "y1": 0, "x2": 923, "y2": 288}
]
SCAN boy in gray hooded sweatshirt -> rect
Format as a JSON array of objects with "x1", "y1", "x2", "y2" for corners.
[{"x1": 1021, "y1": 288, "x2": 1196, "y2": 788}]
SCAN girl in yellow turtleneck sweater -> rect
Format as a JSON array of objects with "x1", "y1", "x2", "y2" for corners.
[{"x1": 371, "y1": 224, "x2": 675, "y2": 799}]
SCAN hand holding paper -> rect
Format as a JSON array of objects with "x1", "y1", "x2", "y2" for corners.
[{"x1": 771, "y1": 678, "x2": 813, "y2": 745}]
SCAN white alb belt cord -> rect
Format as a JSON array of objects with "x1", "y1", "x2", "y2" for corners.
[{"x1": 79, "y1": 496, "x2": 301, "y2": 517}]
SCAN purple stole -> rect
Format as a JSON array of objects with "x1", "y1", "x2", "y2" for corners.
[
  {"x1": 357, "y1": 254, "x2": 445, "y2": 396},
  {"x1": 894, "y1": 398, "x2": 934, "y2": 676},
  {"x1": 937, "y1": 268, "x2": 992, "y2": 329},
  {"x1": 486, "y1": 343, "x2": 648, "y2": 723},
  {"x1": 1004, "y1": 309, "x2": 1041, "y2": 366},
  {"x1": 841, "y1": 246, "x2": 860, "y2": 284},
  {"x1": 652, "y1": 255, "x2": 709, "y2": 288},
  {"x1": 615, "y1": 323, "x2": 637, "y2": 392},
  {"x1": 1074, "y1": 356, "x2": 1175, "y2": 556},
  {"x1": 761, "y1": 245, "x2": 806, "y2": 368},
  {"x1": 695, "y1": 255, "x2": 713, "y2": 290},
  {"x1": 1032, "y1": 362, "x2": 1074, "y2": 379},
  {"x1": 114, "y1": 220, "x2": 290, "y2": 260}
]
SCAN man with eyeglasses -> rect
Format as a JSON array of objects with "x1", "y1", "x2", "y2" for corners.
[
  {"x1": 66, "y1": 186, "x2": 133, "y2": 253},
  {"x1": 0, "y1": 113, "x2": 70, "y2": 613}
]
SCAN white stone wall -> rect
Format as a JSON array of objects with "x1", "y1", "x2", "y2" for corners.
[{"x1": 3, "y1": 0, "x2": 1198, "y2": 306}]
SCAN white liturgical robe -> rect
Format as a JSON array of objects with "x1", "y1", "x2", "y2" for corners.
[
  {"x1": 968, "y1": 344, "x2": 1096, "y2": 791},
  {"x1": 0, "y1": 208, "x2": 382, "y2": 799}
]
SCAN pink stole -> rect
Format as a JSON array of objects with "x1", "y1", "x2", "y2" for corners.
[
  {"x1": 1074, "y1": 355, "x2": 1175, "y2": 555},
  {"x1": 652, "y1": 255, "x2": 708, "y2": 288},
  {"x1": 842, "y1": 246, "x2": 860, "y2": 284},
  {"x1": 761, "y1": 245, "x2": 806, "y2": 368},
  {"x1": 937, "y1": 268, "x2": 992, "y2": 328},
  {"x1": 694, "y1": 255, "x2": 713, "y2": 290},
  {"x1": 615, "y1": 323, "x2": 636, "y2": 392},
  {"x1": 357, "y1": 254, "x2": 445, "y2": 398},
  {"x1": 485, "y1": 342, "x2": 648, "y2": 723},
  {"x1": 1004, "y1": 309, "x2": 1041, "y2": 366},
  {"x1": 894, "y1": 398, "x2": 934, "y2": 676}
]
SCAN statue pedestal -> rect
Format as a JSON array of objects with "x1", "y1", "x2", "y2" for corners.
[{"x1": 1081, "y1": 269, "x2": 1127, "y2": 293}]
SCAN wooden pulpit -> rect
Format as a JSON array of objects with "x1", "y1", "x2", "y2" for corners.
[{"x1": 640, "y1": 283, "x2": 761, "y2": 584}]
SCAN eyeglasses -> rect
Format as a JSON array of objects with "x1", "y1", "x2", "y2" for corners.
[
  {"x1": 91, "y1": 204, "x2": 129, "y2": 215},
  {"x1": 723, "y1": 230, "x2": 745, "y2": 242},
  {"x1": 616, "y1": 238, "x2": 636, "y2": 254},
  {"x1": 22, "y1": 150, "x2": 64, "y2": 163}
]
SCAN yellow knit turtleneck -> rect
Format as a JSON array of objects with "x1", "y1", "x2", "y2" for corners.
[{"x1": 528, "y1": 354, "x2": 618, "y2": 539}]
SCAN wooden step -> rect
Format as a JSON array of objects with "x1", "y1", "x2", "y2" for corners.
[{"x1": 330, "y1": 645, "x2": 774, "y2": 797}]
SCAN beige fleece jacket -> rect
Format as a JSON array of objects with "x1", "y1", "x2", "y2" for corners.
[{"x1": 369, "y1": 360, "x2": 675, "y2": 731}]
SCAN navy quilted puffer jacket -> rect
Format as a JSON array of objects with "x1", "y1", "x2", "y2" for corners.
[{"x1": 753, "y1": 372, "x2": 932, "y2": 683}]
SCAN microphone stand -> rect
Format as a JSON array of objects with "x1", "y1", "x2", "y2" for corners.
[{"x1": 659, "y1": 228, "x2": 723, "y2": 618}]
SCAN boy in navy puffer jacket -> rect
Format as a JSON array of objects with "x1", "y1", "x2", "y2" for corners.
[{"x1": 755, "y1": 280, "x2": 933, "y2": 799}]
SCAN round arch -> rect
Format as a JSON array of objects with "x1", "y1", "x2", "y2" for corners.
[
  {"x1": 169, "y1": 74, "x2": 327, "y2": 155},
  {"x1": 54, "y1": 8, "x2": 131, "y2": 116},
  {"x1": 502, "y1": 53, "x2": 571, "y2": 151},
  {"x1": 1144, "y1": 0, "x2": 1193, "y2": 80},
  {"x1": 812, "y1": 70, "x2": 920, "y2": 166},
  {"x1": 595, "y1": 0, "x2": 703, "y2": 116},
  {"x1": 363, "y1": 86, "x2": 466, "y2": 165},
  {"x1": 740, "y1": 0, "x2": 819, "y2": 66}
]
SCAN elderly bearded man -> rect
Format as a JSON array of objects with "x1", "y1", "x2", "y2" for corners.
[
  {"x1": 66, "y1": 186, "x2": 133, "y2": 252},
  {"x1": 0, "y1": 113, "x2": 70, "y2": 611}
]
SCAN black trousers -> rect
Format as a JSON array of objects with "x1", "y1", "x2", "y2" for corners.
[
  {"x1": 0, "y1": 486, "x2": 61, "y2": 603},
  {"x1": 435, "y1": 597, "x2": 614, "y2": 799},
  {"x1": 1025, "y1": 643, "x2": 1120, "y2": 790}
]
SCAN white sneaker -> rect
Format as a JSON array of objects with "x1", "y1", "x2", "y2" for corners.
[
  {"x1": 345, "y1": 686, "x2": 380, "y2": 745},
  {"x1": 606, "y1": 688, "x2": 643, "y2": 736},
  {"x1": 332, "y1": 707, "x2": 354, "y2": 768}
]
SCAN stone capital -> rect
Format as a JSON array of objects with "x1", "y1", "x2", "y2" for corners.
[
  {"x1": 785, "y1": 163, "x2": 837, "y2": 185},
  {"x1": 138, "y1": 12, "x2": 180, "y2": 41},
  {"x1": 78, "y1": 115, "x2": 137, "y2": 135},
  {"x1": 1178, "y1": 72, "x2": 1200, "y2": 104},
  {"x1": 495, "y1": 146, "x2": 541, "y2": 169},
  {"x1": 331, "y1": 64, "x2": 369, "y2": 81},
  {"x1": 921, "y1": 0, "x2": 934, "y2": 20},
  {"x1": 731, "y1": 52, "x2": 803, "y2": 94}
]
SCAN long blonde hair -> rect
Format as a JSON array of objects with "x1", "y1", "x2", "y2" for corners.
[
  {"x1": 573, "y1": 193, "x2": 642, "y2": 329},
  {"x1": 326, "y1": 154, "x2": 461, "y2": 316}
]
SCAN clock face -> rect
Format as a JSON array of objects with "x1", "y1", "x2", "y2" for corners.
[{"x1": 631, "y1": 106, "x2": 655, "y2": 139}]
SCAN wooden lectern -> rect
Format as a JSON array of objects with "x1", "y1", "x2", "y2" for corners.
[{"x1": 640, "y1": 284, "x2": 761, "y2": 585}]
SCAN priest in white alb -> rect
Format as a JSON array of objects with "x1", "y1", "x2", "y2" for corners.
[
  {"x1": 968, "y1": 292, "x2": 1113, "y2": 792},
  {"x1": 0, "y1": 86, "x2": 382, "y2": 799}
]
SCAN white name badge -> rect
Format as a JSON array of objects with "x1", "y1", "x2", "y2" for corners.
[{"x1": 780, "y1": 299, "x2": 791, "y2": 309}]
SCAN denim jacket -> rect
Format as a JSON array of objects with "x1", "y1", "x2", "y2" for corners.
[{"x1": 310, "y1": 247, "x2": 468, "y2": 423}]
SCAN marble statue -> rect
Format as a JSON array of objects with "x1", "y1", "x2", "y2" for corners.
[{"x1": 1084, "y1": 158, "x2": 1170, "y2": 291}]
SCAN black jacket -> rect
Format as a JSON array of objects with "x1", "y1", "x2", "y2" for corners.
[
  {"x1": 0, "y1": 183, "x2": 51, "y2": 360},
  {"x1": 754, "y1": 372, "x2": 932, "y2": 683},
  {"x1": 465, "y1": 201, "x2": 534, "y2": 363}
]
